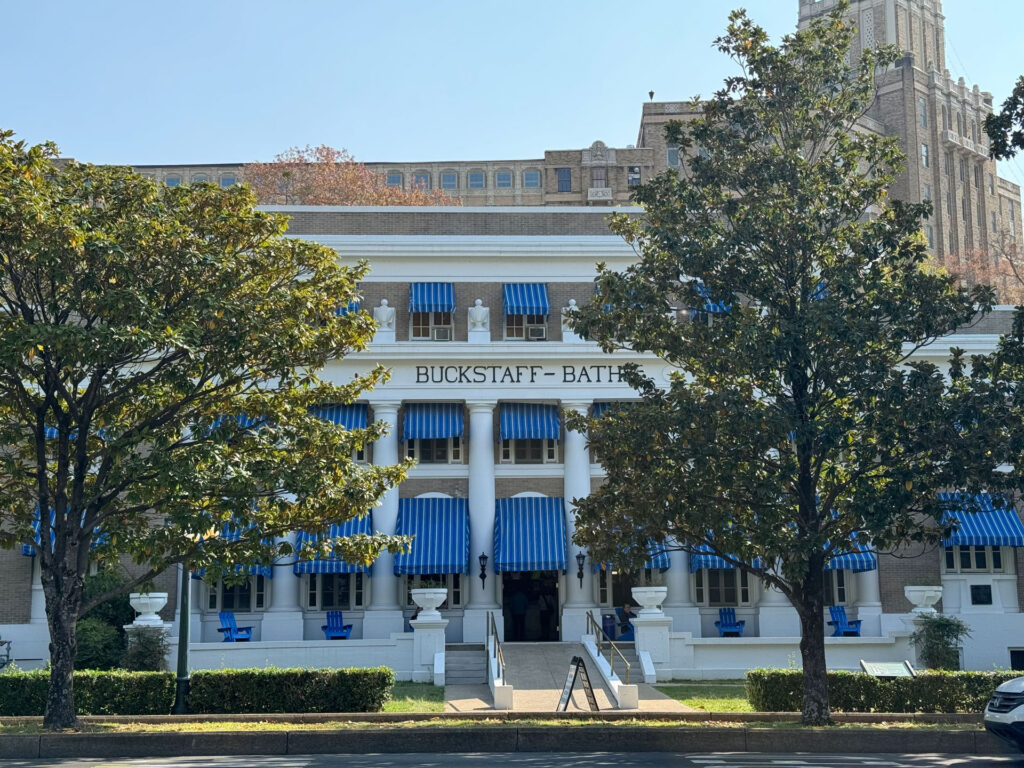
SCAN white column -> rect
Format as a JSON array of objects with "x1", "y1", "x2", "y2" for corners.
[
  {"x1": 855, "y1": 566, "x2": 883, "y2": 636},
  {"x1": 758, "y1": 559, "x2": 800, "y2": 636},
  {"x1": 260, "y1": 533, "x2": 304, "y2": 641},
  {"x1": 664, "y1": 548, "x2": 701, "y2": 635},
  {"x1": 463, "y1": 401, "x2": 499, "y2": 642},
  {"x1": 29, "y1": 556, "x2": 46, "y2": 624},
  {"x1": 363, "y1": 401, "x2": 405, "y2": 638},
  {"x1": 561, "y1": 401, "x2": 598, "y2": 639}
]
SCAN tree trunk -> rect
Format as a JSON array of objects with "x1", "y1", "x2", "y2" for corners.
[
  {"x1": 43, "y1": 598, "x2": 79, "y2": 729},
  {"x1": 798, "y1": 603, "x2": 832, "y2": 725}
]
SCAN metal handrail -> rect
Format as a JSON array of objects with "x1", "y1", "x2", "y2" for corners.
[
  {"x1": 486, "y1": 611, "x2": 506, "y2": 686},
  {"x1": 586, "y1": 612, "x2": 631, "y2": 685}
]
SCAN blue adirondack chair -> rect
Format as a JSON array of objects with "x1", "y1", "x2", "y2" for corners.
[
  {"x1": 828, "y1": 605, "x2": 862, "y2": 637},
  {"x1": 322, "y1": 610, "x2": 353, "y2": 640},
  {"x1": 615, "y1": 608, "x2": 635, "y2": 642},
  {"x1": 715, "y1": 607, "x2": 745, "y2": 637},
  {"x1": 216, "y1": 611, "x2": 252, "y2": 642}
]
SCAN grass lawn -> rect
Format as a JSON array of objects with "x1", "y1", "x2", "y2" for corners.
[
  {"x1": 655, "y1": 680, "x2": 753, "y2": 713},
  {"x1": 384, "y1": 681, "x2": 445, "y2": 713}
]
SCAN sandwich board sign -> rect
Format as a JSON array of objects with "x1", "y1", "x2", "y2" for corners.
[{"x1": 557, "y1": 655, "x2": 599, "y2": 712}]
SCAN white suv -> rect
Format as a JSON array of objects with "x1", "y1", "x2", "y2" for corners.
[{"x1": 984, "y1": 676, "x2": 1024, "y2": 752}]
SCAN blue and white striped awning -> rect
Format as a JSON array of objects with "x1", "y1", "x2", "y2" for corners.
[
  {"x1": 209, "y1": 523, "x2": 274, "y2": 578},
  {"x1": 403, "y1": 403, "x2": 464, "y2": 440},
  {"x1": 593, "y1": 541, "x2": 671, "y2": 571},
  {"x1": 940, "y1": 493, "x2": 1024, "y2": 547},
  {"x1": 689, "y1": 545, "x2": 743, "y2": 572},
  {"x1": 493, "y1": 496, "x2": 567, "y2": 572},
  {"x1": 502, "y1": 283, "x2": 549, "y2": 316},
  {"x1": 294, "y1": 514, "x2": 374, "y2": 575},
  {"x1": 309, "y1": 403, "x2": 369, "y2": 430},
  {"x1": 694, "y1": 281, "x2": 730, "y2": 314},
  {"x1": 21, "y1": 508, "x2": 105, "y2": 557},
  {"x1": 499, "y1": 403, "x2": 560, "y2": 441},
  {"x1": 827, "y1": 546, "x2": 877, "y2": 572},
  {"x1": 409, "y1": 283, "x2": 456, "y2": 314},
  {"x1": 393, "y1": 497, "x2": 470, "y2": 575}
]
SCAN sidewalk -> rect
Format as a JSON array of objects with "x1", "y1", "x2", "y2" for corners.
[{"x1": 500, "y1": 642, "x2": 691, "y2": 713}]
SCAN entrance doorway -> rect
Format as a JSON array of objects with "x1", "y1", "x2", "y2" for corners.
[{"x1": 502, "y1": 570, "x2": 559, "y2": 641}]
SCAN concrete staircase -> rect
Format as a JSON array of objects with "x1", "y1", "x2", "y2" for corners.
[
  {"x1": 600, "y1": 641, "x2": 640, "y2": 683},
  {"x1": 444, "y1": 643, "x2": 487, "y2": 685}
]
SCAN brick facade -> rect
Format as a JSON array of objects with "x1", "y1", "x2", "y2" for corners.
[
  {"x1": 0, "y1": 549, "x2": 32, "y2": 623},
  {"x1": 878, "y1": 542, "x2": 943, "y2": 613}
]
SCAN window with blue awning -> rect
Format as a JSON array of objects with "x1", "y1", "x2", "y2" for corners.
[
  {"x1": 499, "y1": 403, "x2": 560, "y2": 441},
  {"x1": 493, "y1": 496, "x2": 567, "y2": 572},
  {"x1": 409, "y1": 283, "x2": 456, "y2": 314},
  {"x1": 294, "y1": 514, "x2": 374, "y2": 574},
  {"x1": 826, "y1": 546, "x2": 877, "y2": 572},
  {"x1": 502, "y1": 283, "x2": 550, "y2": 316},
  {"x1": 593, "y1": 541, "x2": 671, "y2": 571},
  {"x1": 308, "y1": 403, "x2": 368, "y2": 430},
  {"x1": 402, "y1": 403, "x2": 464, "y2": 440},
  {"x1": 393, "y1": 497, "x2": 470, "y2": 575},
  {"x1": 939, "y1": 493, "x2": 1024, "y2": 546}
]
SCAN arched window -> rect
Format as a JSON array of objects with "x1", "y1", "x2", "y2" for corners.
[
  {"x1": 956, "y1": 112, "x2": 964, "y2": 136},
  {"x1": 941, "y1": 105, "x2": 949, "y2": 131}
]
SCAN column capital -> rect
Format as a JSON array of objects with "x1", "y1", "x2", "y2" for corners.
[
  {"x1": 371, "y1": 401, "x2": 402, "y2": 417},
  {"x1": 560, "y1": 401, "x2": 592, "y2": 415},
  {"x1": 467, "y1": 401, "x2": 498, "y2": 413}
]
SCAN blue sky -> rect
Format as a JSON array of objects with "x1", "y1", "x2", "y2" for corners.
[{"x1": 3, "y1": 0, "x2": 1022, "y2": 186}]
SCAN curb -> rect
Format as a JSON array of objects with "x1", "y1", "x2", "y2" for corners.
[
  {"x1": 0, "y1": 710, "x2": 984, "y2": 725},
  {"x1": 0, "y1": 727, "x2": 1015, "y2": 759}
]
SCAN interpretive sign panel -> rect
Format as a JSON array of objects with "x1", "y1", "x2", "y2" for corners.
[{"x1": 860, "y1": 659, "x2": 917, "y2": 678}]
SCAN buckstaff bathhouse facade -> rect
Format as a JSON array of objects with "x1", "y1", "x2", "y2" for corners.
[
  {"x1": 3, "y1": 0, "x2": 1024, "y2": 687},
  {"x1": 3, "y1": 205, "x2": 1024, "y2": 686}
]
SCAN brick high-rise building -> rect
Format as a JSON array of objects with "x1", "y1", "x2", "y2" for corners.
[{"x1": 797, "y1": 0, "x2": 1021, "y2": 265}]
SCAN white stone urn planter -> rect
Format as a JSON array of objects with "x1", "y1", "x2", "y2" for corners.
[
  {"x1": 631, "y1": 586, "x2": 668, "y2": 616},
  {"x1": 410, "y1": 588, "x2": 449, "y2": 621},
  {"x1": 904, "y1": 585, "x2": 942, "y2": 615},
  {"x1": 129, "y1": 592, "x2": 168, "y2": 626}
]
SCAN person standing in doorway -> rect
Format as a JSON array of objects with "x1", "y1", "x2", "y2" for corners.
[{"x1": 510, "y1": 587, "x2": 528, "y2": 641}]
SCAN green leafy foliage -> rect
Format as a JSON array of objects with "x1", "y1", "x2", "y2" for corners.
[
  {"x1": 0, "y1": 670, "x2": 174, "y2": 715},
  {"x1": 984, "y1": 75, "x2": 1024, "y2": 160},
  {"x1": 910, "y1": 614, "x2": 971, "y2": 670},
  {"x1": 187, "y1": 667, "x2": 395, "y2": 713},
  {"x1": 121, "y1": 626, "x2": 170, "y2": 671},
  {"x1": 566, "y1": 1, "x2": 1001, "y2": 725},
  {"x1": 0, "y1": 129, "x2": 412, "y2": 727},
  {"x1": 747, "y1": 669, "x2": 1017, "y2": 713},
  {"x1": 80, "y1": 569, "x2": 134, "y2": 629},
  {"x1": 73, "y1": 617, "x2": 123, "y2": 671}
]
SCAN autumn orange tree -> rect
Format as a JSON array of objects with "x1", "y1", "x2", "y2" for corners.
[
  {"x1": 941, "y1": 230, "x2": 1024, "y2": 305},
  {"x1": 244, "y1": 145, "x2": 462, "y2": 206}
]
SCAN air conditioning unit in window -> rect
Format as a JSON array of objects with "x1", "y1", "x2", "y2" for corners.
[
  {"x1": 432, "y1": 328, "x2": 452, "y2": 341},
  {"x1": 526, "y1": 325, "x2": 547, "y2": 341}
]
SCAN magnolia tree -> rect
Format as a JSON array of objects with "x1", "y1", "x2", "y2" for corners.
[
  {"x1": 0, "y1": 133, "x2": 410, "y2": 729},
  {"x1": 244, "y1": 145, "x2": 462, "y2": 206},
  {"x1": 567, "y1": 4, "x2": 1003, "y2": 725}
]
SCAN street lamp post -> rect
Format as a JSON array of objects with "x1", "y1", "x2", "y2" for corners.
[{"x1": 173, "y1": 560, "x2": 190, "y2": 715}]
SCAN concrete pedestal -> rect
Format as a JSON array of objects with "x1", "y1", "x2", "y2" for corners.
[
  {"x1": 373, "y1": 329, "x2": 395, "y2": 344},
  {"x1": 633, "y1": 615, "x2": 672, "y2": 664},
  {"x1": 467, "y1": 330, "x2": 490, "y2": 343},
  {"x1": 410, "y1": 617, "x2": 448, "y2": 684}
]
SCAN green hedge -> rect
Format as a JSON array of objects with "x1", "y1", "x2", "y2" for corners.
[
  {"x1": 188, "y1": 667, "x2": 395, "y2": 714},
  {"x1": 0, "y1": 666, "x2": 395, "y2": 715},
  {"x1": 746, "y1": 668, "x2": 1020, "y2": 713},
  {"x1": 0, "y1": 670, "x2": 174, "y2": 716}
]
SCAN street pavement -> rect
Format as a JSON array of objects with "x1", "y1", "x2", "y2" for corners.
[{"x1": 5, "y1": 753, "x2": 1022, "y2": 768}]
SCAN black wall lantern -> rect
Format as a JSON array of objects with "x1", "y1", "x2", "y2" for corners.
[
  {"x1": 478, "y1": 552, "x2": 488, "y2": 588},
  {"x1": 575, "y1": 551, "x2": 586, "y2": 588}
]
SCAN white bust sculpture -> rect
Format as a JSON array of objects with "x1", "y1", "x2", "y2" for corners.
[
  {"x1": 373, "y1": 299, "x2": 395, "y2": 330},
  {"x1": 468, "y1": 298, "x2": 490, "y2": 331},
  {"x1": 561, "y1": 298, "x2": 579, "y2": 333}
]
